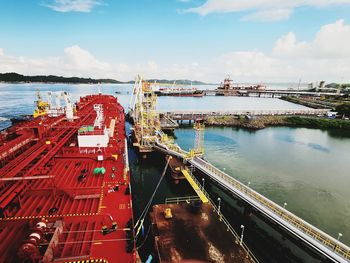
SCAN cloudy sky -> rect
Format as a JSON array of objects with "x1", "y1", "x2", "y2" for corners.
[{"x1": 1, "y1": 0, "x2": 350, "y2": 82}]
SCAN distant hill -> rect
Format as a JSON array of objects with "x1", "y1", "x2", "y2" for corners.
[
  {"x1": 0, "y1": 72, "x2": 213, "y2": 85},
  {"x1": 0, "y1": 72, "x2": 123, "y2": 84}
]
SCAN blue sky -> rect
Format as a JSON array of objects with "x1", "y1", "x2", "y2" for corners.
[{"x1": 1, "y1": 0, "x2": 350, "y2": 82}]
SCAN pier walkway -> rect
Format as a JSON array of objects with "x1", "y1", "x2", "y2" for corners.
[
  {"x1": 153, "y1": 141, "x2": 350, "y2": 263},
  {"x1": 159, "y1": 109, "x2": 330, "y2": 121},
  {"x1": 204, "y1": 89, "x2": 343, "y2": 97}
]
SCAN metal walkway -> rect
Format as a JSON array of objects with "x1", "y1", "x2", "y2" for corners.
[
  {"x1": 159, "y1": 109, "x2": 331, "y2": 121},
  {"x1": 154, "y1": 141, "x2": 350, "y2": 263},
  {"x1": 181, "y1": 169, "x2": 208, "y2": 203}
]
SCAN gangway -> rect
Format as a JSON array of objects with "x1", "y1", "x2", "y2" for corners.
[{"x1": 181, "y1": 168, "x2": 208, "y2": 203}]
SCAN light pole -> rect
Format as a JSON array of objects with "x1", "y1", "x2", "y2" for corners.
[
  {"x1": 337, "y1": 233, "x2": 343, "y2": 242},
  {"x1": 240, "y1": 225, "x2": 245, "y2": 246},
  {"x1": 283, "y1": 202, "x2": 287, "y2": 209},
  {"x1": 248, "y1": 181, "x2": 251, "y2": 187},
  {"x1": 217, "y1": 197, "x2": 221, "y2": 215},
  {"x1": 202, "y1": 178, "x2": 205, "y2": 190}
]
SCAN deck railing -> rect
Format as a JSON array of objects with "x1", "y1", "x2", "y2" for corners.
[
  {"x1": 159, "y1": 109, "x2": 330, "y2": 117},
  {"x1": 191, "y1": 157, "x2": 350, "y2": 261},
  {"x1": 189, "y1": 170, "x2": 259, "y2": 263},
  {"x1": 165, "y1": 170, "x2": 260, "y2": 263}
]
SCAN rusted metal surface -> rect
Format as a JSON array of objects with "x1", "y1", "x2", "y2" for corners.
[{"x1": 151, "y1": 203, "x2": 254, "y2": 263}]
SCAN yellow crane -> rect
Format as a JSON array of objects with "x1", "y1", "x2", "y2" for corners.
[{"x1": 33, "y1": 91, "x2": 49, "y2": 118}]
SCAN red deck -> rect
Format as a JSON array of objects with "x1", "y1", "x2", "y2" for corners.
[{"x1": 0, "y1": 94, "x2": 135, "y2": 263}]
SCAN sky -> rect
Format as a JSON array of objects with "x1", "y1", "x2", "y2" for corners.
[{"x1": 1, "y1": 0, "x2": 350, "y2": 82}]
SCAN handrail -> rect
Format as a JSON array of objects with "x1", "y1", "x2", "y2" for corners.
[
  {"x1": 184, "y1": 169, "x2": 259, "y2": 263},
  {"x1": 165, "y1": 196, "x2": 200, "y2": 204},
  {"x1": 157, "y1": 109, "x2": 330, "y2": 116},
  {"x1": 191, "y1": 157, "x2": 350, "y2": 261}
]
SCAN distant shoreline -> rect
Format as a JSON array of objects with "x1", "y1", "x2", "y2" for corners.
[
  {"x1": 204, "y1": 115, "x2": 350, "y2": 130},
  {"x1": 0, "y1": 81, "x2": 214, "y2": 85},
  {"x1": 0, "y1": 81, "x2": 126, "y2": 85},
  {"x1": 0, "y1": 72, "x2": 212, "y2": 85}
]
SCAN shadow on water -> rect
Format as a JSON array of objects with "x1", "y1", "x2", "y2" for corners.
[
  {"x1": 197, "y1": 173, "x2": 332, "y2": 263},
  {"x1": 326, "y1": 129, "x2": 350, "y2": 139}
]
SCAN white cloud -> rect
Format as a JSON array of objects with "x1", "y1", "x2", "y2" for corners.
[
  {"x1": 0, "y1": 46, "x2": 194, "y2": 81},
  {"x1": 218, "y1": 51, "x2": 280, "y2": 79},
  {"x1": 273, "y1": 32, "x2": 308, "y2": 56},
  {"x1": 242, "y1": 8, "x2": 292, "y2": 21},
  {"x1": 273, "y1": 19, "x2": 350, "y2": 58},
  {"x1": 0, "y1": 45, "x2": 118, "y2": 79},
  {"x1": 62, "y1": 45, "x2": 111, "y2": 71},
  {"x1": 1, "y1": 20, "x2": 350, "y2": 82},
  {"x1": 217, "y1": 19, "x2": 350, "y2": 82},
  {"x1": 184, "y1": 0, "x2": 350, "y2": 21},
  {"x1": 45, "y1": 0, "x2": 102, "y2": 13}
]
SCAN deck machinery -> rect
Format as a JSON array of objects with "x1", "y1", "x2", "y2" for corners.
[{"x1": 0, "y1": 93, "x2": 135, "y2": 263}]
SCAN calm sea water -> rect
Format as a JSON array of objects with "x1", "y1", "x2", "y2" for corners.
[
  {"x1": 174, "y1": 127, "x2": 350, "y2": 247},
  {"x1": 0, "y1": 83, "x2": 307, "y2": 129},
  {"x1": 0, "y1": 83, "x2": 349, "y2": 259}
]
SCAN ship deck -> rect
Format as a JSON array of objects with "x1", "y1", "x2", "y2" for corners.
[{"x1": 0, "y1": 94, "x2": 135, "y2": 263}]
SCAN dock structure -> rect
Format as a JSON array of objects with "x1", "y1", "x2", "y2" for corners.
[
  {"x1": 153, "y1": 142, "x2": 350, "y2": 263},
  {"x1": 159, "y1": 114, "x2": 179, "y2": 131},
  {"x1": 203, "y1": 89, "x2": 343, "y2": 97},
  {"x1": 129, "y1": 75, "x2": 350, "y2": 262},
  {"x1": 159, "y1": 109, "x2": 330, "y2": 121}
]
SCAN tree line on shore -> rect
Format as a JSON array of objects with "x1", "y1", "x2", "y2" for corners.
[
  {"x1": 0, "y1": 72, "x2": 209, "y2": 85},
  {"x1": 0, "y1": 73, "x2": 123, "y2": 84}
]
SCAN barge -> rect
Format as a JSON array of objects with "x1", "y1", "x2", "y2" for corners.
[
  {"x1": 150, "y1": 202, "x2": 255, "y2": 263},
  {"x1": 154, "y1": 87, "x2": 204, "y2": 97}
]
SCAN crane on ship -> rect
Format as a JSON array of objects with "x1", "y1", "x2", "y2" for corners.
[
  {"x1": 33, "y1": 91, "x2": 75, "y2": 120},
  {"x1": 33, "y1": 91, "x2": 50, "y2": 118}
]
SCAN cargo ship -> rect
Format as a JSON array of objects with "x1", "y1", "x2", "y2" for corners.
[
  {"x1": 216, "y1": 77, "x2": 266, "y2": 96},
  {"x1": 0, "y1": 92, "x2": 135, "y2": 262},
  {"x1": 154, "y1": 87, "x2": 204, "y2": 97}
]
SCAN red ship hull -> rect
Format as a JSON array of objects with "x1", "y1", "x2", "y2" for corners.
[{"x1": 0, "y1": 94, "x2": 135, "y2": 263}]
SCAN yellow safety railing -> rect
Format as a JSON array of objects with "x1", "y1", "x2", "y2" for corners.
[
  {"x1": 184, "y1": 168, "x2": 259, "y2": 263},
  {"x1": 192, "y1": 157, "x2": 350, "y2": 260},
  {"x1": 181, "y1": 169, "x2": 208, "y2": 203}
]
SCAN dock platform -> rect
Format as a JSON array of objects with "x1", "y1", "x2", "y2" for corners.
[{"x1": 151, "y1": 202, "x2": 254, "y2": 263}]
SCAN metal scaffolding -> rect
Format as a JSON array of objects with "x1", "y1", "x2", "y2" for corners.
[
  {"x1": 129, "y1": 75, "x2": 161, "y2": 152},
  {"x1": 193, "y1": 121, "x2": 205, "y2": 156}
]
